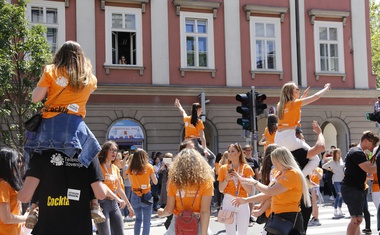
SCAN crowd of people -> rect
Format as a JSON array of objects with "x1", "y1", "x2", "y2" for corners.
[{"x1": 2, "y1": 40, "x2": 380, "y2": 235}]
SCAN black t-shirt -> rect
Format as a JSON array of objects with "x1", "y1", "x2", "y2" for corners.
[
  {"x1": 245, "y1": 157, "x2": 259, "y2": 171},
  {"x1": 25, "y1": 150, "x2": 103, "y2": 235},
  {"x1": 291, "y1": 148, "x2": 309, "y2": 170},
  {"x1": 342, "y1": 146, "x2": 367, "y2": 190}
]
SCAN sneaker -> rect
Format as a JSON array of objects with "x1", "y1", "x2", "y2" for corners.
[
  {"x1": 329, "y1": 195, "x2": 335, "y2": 200},
  {"x1": 308, "y1": 218, "x2": 321, "y2": 226},
  {"x1": 123, "y1": 216, "x2": 133, "y2": 222},
  {"x1": 25, "y1": 207, "x2": 39, "y2": 229},
  {"x1": 362, "y1": 228, "x2": 372, "y2": 234},
  {"x1": 91, "y1": 205, "x2": 106, "y2": 224}
]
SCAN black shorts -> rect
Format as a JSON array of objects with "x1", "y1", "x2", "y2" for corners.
[{"x1": 341, "y1": 184, "x2": 365, "y2": 217}]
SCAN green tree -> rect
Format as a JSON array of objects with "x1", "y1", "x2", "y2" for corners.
[
  {"x1": 370, "y1": 1, "x2": 380, "y2": 88},
  {"x1": 0, "y1": 0, "x2": 51, "y2": 152}
]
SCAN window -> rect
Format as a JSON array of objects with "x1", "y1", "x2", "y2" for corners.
[
  {"x1": 105, "y1": 7, "x2": 142, "y2": 66},
  {"x1": 180, "y1": 12, "x2": 215, "y2": 69},
  {"x1": 250, "y1": 17, "x2": 282, "y2": 71},
  {"x1": 27, "y1": 1, "x2": 65, "y2": 53},
  {"x1": 314, "y1": 21, "x2": 344, "y2": 73}
]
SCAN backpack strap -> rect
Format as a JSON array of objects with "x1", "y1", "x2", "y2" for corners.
[{"x1": 178, "y1": 187, "x2": 200, "y2": 211}]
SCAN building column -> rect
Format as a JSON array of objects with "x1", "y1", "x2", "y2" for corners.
[
  {"x1": 151, "y1": 0, "x2": 170, "y2": 85},
  {"x1": 351, "y1": 0, "x2": 369, "y2": 89},
  {"x1": 224, "y1": 0, "x2": 242, "y2": 87},
  {"x1": 76, "y1": 0, "x2": 96, "y2": 75}
]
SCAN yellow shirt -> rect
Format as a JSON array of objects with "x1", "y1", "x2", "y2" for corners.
[
  {"x1": 218, "y1": 164, "x2": 255, "y2": 197},
  {"x1": 37, "y1": 64, "x2": 97, "y2": 118},
  {"x1": 278, "y1": 99, "x2": 302, "y2": 130},
  {"x1": 0, "y1": 180, "x2": 21, "y2": 235},
  {"x1": 167, "y1": 178, "x2": 213, "y2": 216},
  {"x1": 127, "y1": 164, "x2": 154, "y2": 196},
  {"x1": 271, "y1": 169, "x2": 302, "y2": 214},
  {"x1": 183, "y1": 116, "x2": 204, "y2": 138}
]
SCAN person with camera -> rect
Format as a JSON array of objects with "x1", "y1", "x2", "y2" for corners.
[
  {"x1": 127, "y1": 148, "x2": 158, "y2": 235},
  {"x1": 218, "y1": 143, "x2": 254, "y2": 235}
]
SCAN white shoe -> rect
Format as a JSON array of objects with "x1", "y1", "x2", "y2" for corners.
[
  {"x1": 329, "y1": 195, "x2": 335, "y2": 200},
  {"x1": 123, "y1": 216, "x2": 133, "y2": 222}
]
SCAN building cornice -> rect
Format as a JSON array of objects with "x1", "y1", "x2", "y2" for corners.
[{"x1": 94, "y1": 85, "x2": 379, "y2": 98}]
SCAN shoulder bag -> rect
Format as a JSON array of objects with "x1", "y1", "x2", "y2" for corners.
[
  {"x1": 265, "y1": 212, "x2": 299, "y2": 235},
  {"x1": 24, "y1": 87, "x2": 67, "y2": 132},
  {"x1": 133, "y1": 173, "x2": 153, "y2": 205}
]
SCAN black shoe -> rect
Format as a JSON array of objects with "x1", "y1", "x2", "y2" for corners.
[{"x1": 362, "y1": 228, "x2": 372, "y2": 234}]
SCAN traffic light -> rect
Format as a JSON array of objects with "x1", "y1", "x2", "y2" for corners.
[
  {"x1": 236, "y1": 91, "x2": 253, "y2": 131},
  {"x1": 255, "y1": 92, "x2": 267, "y2": 115}
]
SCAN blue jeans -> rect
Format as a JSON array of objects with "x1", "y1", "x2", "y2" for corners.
[
  {"x1": 24, "y1": 113, "x2": 101, "y2": 167},
  {"x1": 122, "y1": 186, "x2": 132, "y2": 217},
  {"x1": 97, "y1": 199, "x2": 124, "y2": 235},
  {"x1": 131, "y1": 192, "x2": 153, "y2": 235},
  {"x1": 333, "y1": 182, "x2": 343, "y2": 208}
]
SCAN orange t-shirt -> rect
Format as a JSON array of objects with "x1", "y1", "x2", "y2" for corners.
[
  {"x1": 167, "y1": 178, "x2": 214, "y2": 215},
  {"x1": 372, "y1": 173, "x2": 379, "y2": 193},
  {"x1": 218, "y1": 164, "x2": 255, "y2": 197},
  {"x1": 215, "y1": 162, "x2": 220, "y2": 175},
  {"x1": 100, "y1": 164, "x2": 123, "y2": 193},
  {"x1": 278, "y1": 99, "x2": 302, "y2": 130},
  {"x1": 0, "y1": 180, "x2": 21, "y2": 235},
  {"x1": 271, "y1": 169, "x2": 302, "y2": 214},
  {"x1": 309, "y1": 167, "x2": 323, "y2": 185},
  {"x1": 127, "y1": 164, "x2": 154, "y2": 196},
  {"x1": 183, "y1": 116, "x2": 204, "y2": 139},
  {"x1": 263, "y1": 127, "x2": 275, "y2": 150},
  {"x1": 37, "y1": 64, "x2": 97, "y2": 119}
]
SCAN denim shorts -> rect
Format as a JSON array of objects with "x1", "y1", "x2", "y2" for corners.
[{"x1": 341, "y1": 184, "x2": 365, "y2": 217}]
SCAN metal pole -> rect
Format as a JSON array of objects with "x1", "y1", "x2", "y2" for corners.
[
  {"x1": 200, "y1": 92, "x2": 206, "y2": 122},
  {"x1": 251, "y1": 86, "x2": 258, "y2": 159}
]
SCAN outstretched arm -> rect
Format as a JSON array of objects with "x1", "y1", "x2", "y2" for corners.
[
  {"x1": 301, "y1": 83, "x2": 331, "y2": 106},
  {"x1": 174, "y1": 98, "x2": 187, "y2": 118}
]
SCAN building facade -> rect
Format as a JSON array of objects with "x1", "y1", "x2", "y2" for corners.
[{"x1": 23, "y1": 0, "x2": 379, "y2": 157}]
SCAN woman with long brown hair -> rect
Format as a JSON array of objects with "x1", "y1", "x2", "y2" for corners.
[{"x1": 127, "y1": 149, "x2": 158, "y2": 235}]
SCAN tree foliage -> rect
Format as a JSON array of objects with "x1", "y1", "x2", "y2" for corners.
[
  {"x1": 370, "y1": 1, "x2": 380, "y2": 88},
  {"x1": 0, "y1": 0, "x2": 51, "y2": 152}
]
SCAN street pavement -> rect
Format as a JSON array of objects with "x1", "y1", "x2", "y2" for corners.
[{"x1": 116, "y1": 194, "x2": 378, "y2": 235}]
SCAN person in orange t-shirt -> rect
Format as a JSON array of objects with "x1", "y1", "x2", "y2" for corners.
[
  {"x1": 158, "y1": 148, "x2": 214, "y2": 235},
  {"x1": 127, "y1": 149, "x2": 158, "y2": 235},
  {"x1": 218, "y1": 143, "x2": 254, "y2": 235},
  {"x1": 0, "y1": 148, "x2": 27, "y2": 235},
  {"x1": 174, "y1": 98, "x2": 215, "y2": 167},
  {"x1": 241, "y1": 146, "x2": 311, "y2": 234},
  {"x1": 275, "y1": 82, "x2": 331, "y2": 177},
  {"x1": 259, "y1": 114, "x2": 278, "y2": 154}
]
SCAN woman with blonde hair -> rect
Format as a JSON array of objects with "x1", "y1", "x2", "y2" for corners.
[
  {"x1": 218, "y1": 143, "x2": 255, "y2": 235},
  {"x1": 243, "y1": 146, "x2": 311, "y2": 234},
  {"x1": 158, "y1": 148, "x2": 214, "y2": 235},
  {"x1": 127, "y1": 149, "x2": 158, "y2": 235},
  {"x1": 275, "y1": 82, "x2": 331, "y2": 176}
]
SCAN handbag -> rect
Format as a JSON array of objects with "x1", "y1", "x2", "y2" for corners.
[
  {"x1": 140, "y1": 191, "x2": 153, "y2": 205},
  {"x1": 217, "y1": 209, "x2": 235, "y2": 224},
  {"x1": 24, "y1": 87, "x2": 67, "y2": 132},
  {"x1": 256, "y1": 213, "x2": 268, "y2": 224},
  {"x1": 175, "y1": 188, "x2": 199, "y2": 235},
  {"x1": 265, "y1": 213, "x2": 298, "y2": 235},
  {"x1": 24, "y1": 112, "x2": 43, "y2": 132}
]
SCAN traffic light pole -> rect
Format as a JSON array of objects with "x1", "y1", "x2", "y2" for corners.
[{"x1": 251, "y1": 86, "x2": 258, "y2": 159}]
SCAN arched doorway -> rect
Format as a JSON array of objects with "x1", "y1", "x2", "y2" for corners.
[
  {"x1": 321, "y1": 118, "x2": 350, "y2": 157},
  {"x1": 106, "y1": 118, "x2": 146, "y2": 153}
]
